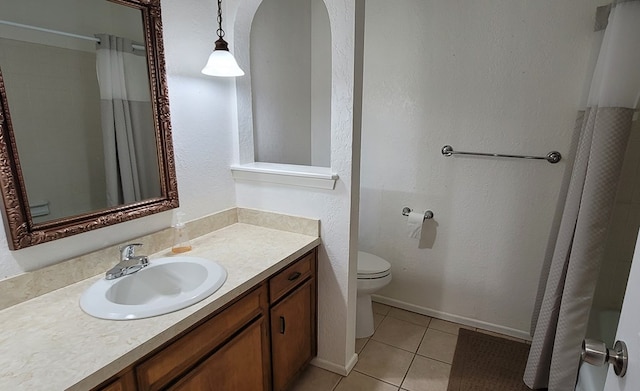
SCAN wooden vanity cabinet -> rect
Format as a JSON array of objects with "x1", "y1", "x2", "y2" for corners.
[{"x1": 92, "y1": 248, "x2": 317, "y2": 391}]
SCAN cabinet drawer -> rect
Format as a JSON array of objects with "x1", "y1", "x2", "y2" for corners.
[
  {"x1": 136, "y1": 285, "x2": 268, "y2": 391},
  {"x1": 269, "y1": 251, "x2": 315, "y2": 304}
]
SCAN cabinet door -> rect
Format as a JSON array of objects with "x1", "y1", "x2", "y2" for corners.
[
  {"x1": 168, "y1": 317, "x2": 270, "y2": 391},
  {"x1": 271, "y1": 279, "x2": 314, "y2": 391},
  {"x1": 136, "y1": 286, "x2": 268, "y2": 390}
]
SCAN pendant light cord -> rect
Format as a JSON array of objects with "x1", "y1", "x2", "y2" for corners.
[{"x1": 217, "y1": 0, "x2": 225, "y2": 39}]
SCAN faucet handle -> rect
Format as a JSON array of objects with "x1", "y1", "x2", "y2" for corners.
[{"x1": 120, "y1": 243, "x2": 143, "y2": 260}]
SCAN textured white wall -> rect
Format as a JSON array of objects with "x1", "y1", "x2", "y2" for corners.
[
  {"x1": 360, "y1": 0, "x2": 606, "y2": 337},
  {"x1": 310, "y1": 0, "x2": 332, "y2": 168},
  {"x1": 232, "y1": 0, "x2": 360, "y2": 374},
  {"x1": 251, "y1": 0, "x2": 312, "y2": 165},
  {"x1": 0, "y1": 0, "x2": 237, "y2": 278},
  {"x1": 250, "y1": 0, "x2": 331, "y2": 167}
]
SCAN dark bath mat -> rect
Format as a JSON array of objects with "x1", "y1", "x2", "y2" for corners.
[{"x1": 447, "y1": 329, "x2": 531, "y2": 391}]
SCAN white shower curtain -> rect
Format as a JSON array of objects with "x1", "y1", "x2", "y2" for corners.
[
  {"x1": 95, "y1": 34, "x2": 160, "y2": 207},
  {"x1": 524, "y1": 1, "x2": 640, "y2": 390}
]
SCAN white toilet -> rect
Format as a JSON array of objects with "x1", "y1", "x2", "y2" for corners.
[{"x1": 356, "y1": 251, "x2": 392, "y2": 338}]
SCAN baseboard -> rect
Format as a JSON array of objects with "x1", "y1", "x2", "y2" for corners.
[
  {"x1": 345, "y1": 353, "x2": 358, "y2": 374},
  {"x1": 311, "y1": 353, "x2": 358, "y2": 376},
  {"x1": 372, "y1": 294, "x2": 532, "y2": 341}
]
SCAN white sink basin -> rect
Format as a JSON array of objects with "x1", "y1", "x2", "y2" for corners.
[{"x1": 80, "y1": 257, "x2": 227, "y2": 320}]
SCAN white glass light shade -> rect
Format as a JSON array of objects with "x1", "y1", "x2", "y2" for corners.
[{"x1": 201, "y1": 50, "x2": 245, "y2": 77}]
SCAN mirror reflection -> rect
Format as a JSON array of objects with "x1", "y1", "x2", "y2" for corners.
[
  {"x1": 0, "y1": 0, "x2": 160, "y2": 224},
  {"x1": 250, "y1": 0, "x2": 331, "y2": 167},
  {"x1": 0, "y1": 0, "x2": 177, "y2": 250}
]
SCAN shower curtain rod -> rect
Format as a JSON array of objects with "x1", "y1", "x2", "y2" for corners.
[{"x1": 0, "y1": 20, "x2": 145, "y2": 51}]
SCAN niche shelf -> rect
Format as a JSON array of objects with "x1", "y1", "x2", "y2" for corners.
[{"x1": 230, "y1": 163, "x2": 338, "y2": 190}]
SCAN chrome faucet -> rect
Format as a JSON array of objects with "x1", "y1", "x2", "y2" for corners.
[{"x1": 105, "y1": 243, "x2": 149, "y2": 280}]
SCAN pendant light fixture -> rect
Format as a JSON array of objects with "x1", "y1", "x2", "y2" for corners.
[{"x1": 201, "y1": 0, "x2": 244, "y2": 77}]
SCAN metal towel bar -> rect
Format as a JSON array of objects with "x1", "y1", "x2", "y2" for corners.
[{"x1": 441, "y1": 145, "x2": 562, "y2": 164}]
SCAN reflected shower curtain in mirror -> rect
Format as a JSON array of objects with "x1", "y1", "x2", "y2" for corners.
[
  {"x1": 96, "y1": 34, "x2": 160, "y2": 207},
  {"x1": 524, "y1": 1, "x2": 640, "y2": 389}
]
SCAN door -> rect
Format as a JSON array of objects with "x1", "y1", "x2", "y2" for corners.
[{"x1": 603, "y1": 229, "x2": 640, "y2": 391}]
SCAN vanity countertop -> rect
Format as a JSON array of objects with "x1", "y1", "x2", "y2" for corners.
[{"x1": 0, "y1": 223, "x2": 321, "y2": 391}]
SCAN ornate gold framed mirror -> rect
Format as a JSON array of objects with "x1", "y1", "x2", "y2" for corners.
[{"x1": 0, "y1": 0, "x2": 178, "y2": 250}]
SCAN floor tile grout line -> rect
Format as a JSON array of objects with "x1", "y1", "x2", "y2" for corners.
[
  {"x1": 356, "y1": 336, "x2": 371, "y2": 355},
  {"x1": 356, "y1": 311, "x2": 413, "y2": 389},
  {"x1": 353, "y1": 367, "x2": 410, "y2": 389},
  {"x1": 368, "y1": 334, "x2": 424, "y2": 352},
  {"x1": 427, "y1": 326, "x2": 463, "y2": 336},
  {"x1": 379, "y1": 315, "x2": 432, "y2": 330},
  {"x1": 377, "y1": 303, "x2": 513, "y2": 339},
  {"x1": 399, "y1": 350, "x2": 419, "y2": 391},
  {"x1": 415, "y1": 350, "x2": 455, "y2": 366},
  {"x1": 370, "y1": 314, "x2": 429, "y2": 354},
  {"x1": 418, "y1": 326, "x2": 459, "y2": 365},
  {"x1": 331, "y1": 373, "x2": 343, "y2": 391},
  {"x1": 332, "y1": 313, "x2": 388, "y2": 391},
  {"x1": 363, "y1": 311, "x2": 427, "y2": 390},
  {"x1": 370, "y1": 312, "x2": 459, "y2": 370},
  {"x1": 385, "y1": 313, "x2": 433, "y2": 328},
  {"x1": 415, "y1": 321, "x2": 430, "y2": 355},
  {"x1": 338, "y1": 305, "x2": 480, "y2": 390},
  {"x1": 385, "y1": 318, "x2": 442, "y2": 391},
  {"x1": 368, "y1": 335, "x2": 425, "y2": 355},
  {"x1": 378, "y1": 305, "x2": 433, "y2": 326}
]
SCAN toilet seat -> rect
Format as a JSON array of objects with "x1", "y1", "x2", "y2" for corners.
[{"x1": 357, "y1": 251, "x2": 391, "y2": 279}]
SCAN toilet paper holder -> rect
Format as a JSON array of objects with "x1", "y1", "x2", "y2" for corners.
[{"x1": 402, "y1": 207, "x2": 434, "y2": 220}]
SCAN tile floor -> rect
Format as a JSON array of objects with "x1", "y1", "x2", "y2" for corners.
[{"x1": 290, "y1": 302, "x2": 530, "y2": 391}]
